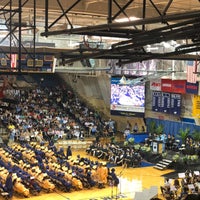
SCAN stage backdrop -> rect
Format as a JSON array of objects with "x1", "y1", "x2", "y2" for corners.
[{"x1": 146, "y1": 117, "x2": 200, "y2": 137}]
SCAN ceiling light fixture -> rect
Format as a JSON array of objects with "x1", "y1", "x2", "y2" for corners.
[{"x1": 115, "y1": 16, "x2": 140, "y2": 23}]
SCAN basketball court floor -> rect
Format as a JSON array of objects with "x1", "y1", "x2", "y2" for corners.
[{"x1": 1, "y1": 142, "x2": 172, "y2": 200}]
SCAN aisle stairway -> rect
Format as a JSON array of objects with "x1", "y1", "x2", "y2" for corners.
[{"x1": 154, "y1": 158, "x2": 173, "y2": 170}]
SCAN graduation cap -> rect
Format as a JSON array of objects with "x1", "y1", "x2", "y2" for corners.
[
  {"x1": 92, "y1": 165, "x2": 97, "y2": 170},
  {"x1": 12, "y1": 173, "x2": 18, "y2": 180},
  {"x1": 67, "y1": 156, "x2": 72, "y2": 160}
]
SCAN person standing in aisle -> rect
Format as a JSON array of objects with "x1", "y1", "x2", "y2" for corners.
[
  {"x1": 133, "y1": 123, "x2": 139, "y2": 133},
  {"x1": 4, "y1": 171, "x2": 14, "y2": 199},
  {"x1": 66, "y1": 146, "x2": 72, "y2": 159}
]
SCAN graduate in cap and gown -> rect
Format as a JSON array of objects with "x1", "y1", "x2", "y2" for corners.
[{"x1": 5, "y1": 171, "x2": 14, "y2": 198}]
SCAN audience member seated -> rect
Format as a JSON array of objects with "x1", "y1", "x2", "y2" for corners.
[
  {"x1": 159, "y1": 169, "x2": 200, "y2": 200},
  {"x1": 160, "y1": 178, "x2": 171, "y2": 195},
  {"x1": 1, "y1": 86, "x2": 112, "y2": 147},
  {"x1": 133, "y1": 123, "x2": 139, "y2": 133}
]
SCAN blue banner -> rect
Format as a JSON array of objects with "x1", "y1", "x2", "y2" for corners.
[
  {"x1": 152, "y1": 91, "x2": 162, "y2": 112},
  {"x1": 170, "y1": 93, "x2": 181, "y2": 115},
  {"x1": 186, "y1": 82, "x2": 199, "y2": 94},
  {"x1": 152, "y1": 91, "x2": 181, "y2": 116},
  {"x1": 161, "y1": 92, "x2": 171, "y2": 113}
]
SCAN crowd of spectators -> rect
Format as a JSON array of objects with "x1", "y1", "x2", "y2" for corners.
[
  {"x1": 0, "y1": 82, "x2": 120, "y2": 198},
  {"x1": 0, "y1": 85, "x2": 116, "y2": 144}
]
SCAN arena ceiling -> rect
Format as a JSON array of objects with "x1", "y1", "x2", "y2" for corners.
[{"x1": 0, "y1": 0, "x2": 200, "y2": 71}]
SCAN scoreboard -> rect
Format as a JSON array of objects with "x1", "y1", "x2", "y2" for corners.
[{"x1": 152, "y1": 91, "x2": 181, "y2": 115}]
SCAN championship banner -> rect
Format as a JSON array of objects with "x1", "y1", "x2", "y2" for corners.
[
  {"x1": 187, "y1": 60, "x2": 197, "y2": 83},
  {"x1": 170, "y1": 93, "x2": 181, "y2": 115},
  {"x1": 192, "y1": 95, "x2": 200, "y2": 118},
  {"x1": 152, "y1": 91, "x2": 162, "y2": 112},
  {"x1": 161, "y1": 92, "x2": 171, "y2": 113},
  {"x1": 161, "y1": 79, "x2": 172, "y2": 92},
  {"x1": 150, "y1": 79, "x2": 161, "y2": 91},
  {"x1": 186, "y1": 82, "x2": 199, "y2": 94},
  {"x1": 152, "y1": 91, "x2": 181, "y2": 115},
  {"x1": 171, "y1": 80, "x2": 186, "y2": 94}
]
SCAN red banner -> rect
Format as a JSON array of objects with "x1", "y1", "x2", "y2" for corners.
[
  {"x1": 161, "y1": 79, "x2": 172, "y2": 92},
  {"x1": 171, "y1": 80, "x2": 186, "y2": 94},
  {"x1": 161, "y1": 79, "x2": 186, "y2": 94},
  {"x1": 11, "y1": 54, "x2": 17, "y2": 68}
]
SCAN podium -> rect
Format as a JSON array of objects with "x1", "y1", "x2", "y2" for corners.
[{"x1": 152, "y1": 140, "x2": 164, "y2": 154}]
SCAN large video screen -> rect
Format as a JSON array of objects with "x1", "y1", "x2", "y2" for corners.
[{"x1": 110, "y1": 76, "x2": 145, "y2": 117}]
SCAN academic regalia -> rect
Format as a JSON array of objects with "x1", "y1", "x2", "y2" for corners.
[
  {"x1": 13, "y1": 178, "x2": 30, "y2": 197},
  {"x1": 110, "y1": 168, "x2": 119, "y2": 186},
  {"x1": 66, "y1": 146, "x2": 72, "y2": 159},
  {"x1": 5, "y1": 172, "x2": 14, "y2": 198}
]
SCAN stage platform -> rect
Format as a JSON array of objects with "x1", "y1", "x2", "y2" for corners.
[{"x1": 126, "y1": 132, "x2": 149, "y2": 143}]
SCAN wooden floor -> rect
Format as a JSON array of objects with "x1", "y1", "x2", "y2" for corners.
[{"x1": 1, "y1": 145, "x2": 174, "y2": 200}]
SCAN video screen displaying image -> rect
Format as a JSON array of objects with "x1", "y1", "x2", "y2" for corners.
[{"x1": 110, "y1": 76, "x2": 145, "y2": 117}]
